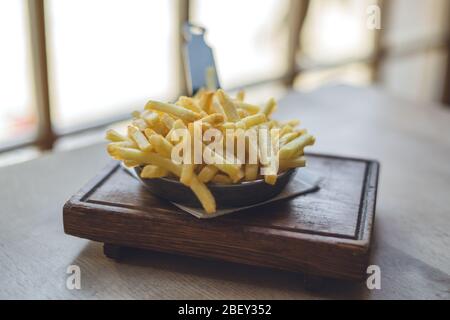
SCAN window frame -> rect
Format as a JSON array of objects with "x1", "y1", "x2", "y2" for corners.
[{"x1": 1, "y1": 0, "x2": 448, "y2": 154}]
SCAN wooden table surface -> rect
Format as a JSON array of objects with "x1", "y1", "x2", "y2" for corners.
[{"x1": 1, "y1": 85, "x2": 449, "y2": 299}]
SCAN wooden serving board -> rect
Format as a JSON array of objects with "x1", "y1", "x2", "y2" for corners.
[{"x1": 63, "y1": 153, "x2": 379, "y2": 281}]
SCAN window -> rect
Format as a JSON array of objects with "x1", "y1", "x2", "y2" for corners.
[
  {"x1": 385, "y1": 0, "x2": 449, "y2": 48},
  {"x1": 380, "y1": 0, "x2": 450, "y2": 102},
  {"x1": 0, "y1": 0, "x2": 36, "y2": 145},
  {"x1": 191, "y1": 0, "x2": 290, "y2": 89},
  {"x1": 45, "y1": 0, "x2": 178, "y2": 131},
  {"x1": 300, "y1": 0, "x2": 375, "y2": 65},
  {"x1": 295, "y1": 0, "x2": 375, "y2": 89}
]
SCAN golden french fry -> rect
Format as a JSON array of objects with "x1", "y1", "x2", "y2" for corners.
[
  {"x1": 203, "y1": 144, "x2": 242, "y2": 182},
  {"x1": 132, "y1": 118, "x2": 148, "y2": 131},
  {"x1": 244, "y1": 164, "x2": 259, "y2": 181},
  {"x1": 149, "y1": 134, "x2": 173, "y2": 158},
  {"x1": 160, "y1": 113, "x2": 175, "y2": 130},
  {"x1": 131, "y1": 110, "x2": 141, "y2": 119},
  {"x1": 106, "y1": 129, "x2": 128, "y2": 142},
  {"x1": 236, "y1": 90, "x2": 245, "y2": 102},
  {"x1": 141, "y1": 111, "x2": 167, "y2": 135},
  {"x1": 236, "y1": 113, "x2": 267, "y2": 129},
  {"x1": 173, "y1": 119, "x2": 187, "y2": 129},
  {"x1": 176, "y1": 96, "x2": 203, "y2": 113},
  {"x1": 262, "y1": 98, "x2": 277, "y2": 117},
  {"x1": 244, "y1": 127, "x2": 259, "y2": 166},
  {"x1": 145, "y1": 153, "x2": 183, "y2": 176},
  {"x1": 235, "y1": 101, "x2": 260, "y2": 115},
  {"x1": 142, "y1": 113, "x2": 167, "y2": 135},
  {"x1": 279, "y1": 131, "x2": 302, "y2": 146},
  {"x1": 145, "y1": 100, "x2": 201, "y2": 122},
  {"x1": 280, "y1": 156, "x2": 306, "y2": 170},
  {"x1": 198, "y1": 91, "x2": 214, "y2": 111},
  {"x1": 264, "y1": 174, "x2": 277, "y2": 185},
  {"x1": 128, "y1": 126, "x2": 152, "y2": 151},
  {"x1": 236, "y1": 167, "x2": 245, "y2": 182},
  {"x1": 141, "y1": 111, "x2": 159, "y2": 126},
  {"x1": 238, "y1": 109, "x2": 249, "y2": 119},
  {"x1": 279, "y1": 134, "x2": 315, "y2": 160},
  {"x1": 193, "y1": 88, "x2": 206, "y2": 100},
  {"x1": 178, "y1": 124, "x2": 195, "y2": 186},
  {"x1": 210, "y1": 95, "x2": 226, "y2": 118},
  {"x1": 123, "y1": 160, "x2": 139, "y2": 168},
  {"x1": 279, "y1": 124, "x2": 293, "y2": 137},
  {"x1": 198, "y1": 165, "x2": 219, "y2": 183},
  {"x1": 286, "y1": 119, "x2": 300, "y2": 127},
  {"x1": 216, "y1": 89, "x2": 240, "y2": 122},
  {"x1": 220, "y1": 122, "x2": 236, "y2": 130},
  {"x1": 200, "y1": 113, "x2": 225, "y2": 127},
  {"x1": 264, "y1": 128, "x2": 280, "y2": 185},
  {"x1": 189, "y1": 175, "x2": 216, "y2": 214},
  {"x1": 196, "y1": 121, "x2": 212, "y2": 132},
  {"x1": 212, "y1": 174, "x2": 233, "y2": 184},
  {"x1": 144, "y1": 128, "x2": 157, "y2": 139},
  {"x1": 109, "y1": 141, "x2": 137, "y2": 149},
  {"x1": 266, "y1": 120, "x2": 277, "y2": 129},
  {"x1": 180, "y1": 164, "x2": 194, "y2": 186},
  {"x1": 263, "y1": 162, "x2": 278, "y2": 185},
  {"x1": 166, "y1": 119, "x2": 187, "y2": 142},
  {"x1": 109, "y1": 147, "x2": 182, "y2": 176},
  {"x1": 205, "y1": 66, "x2": 217, "y2": 90},
  {"x1": 258, "y1": 125, "x2": 270, "y2": 166},
  {"x1": 141, "y1": 165, "x2": 168, "y2": 178}
]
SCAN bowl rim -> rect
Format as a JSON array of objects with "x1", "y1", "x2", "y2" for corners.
[{"x1": 134, "y1": 166, "x2": 297, "y2": 188}]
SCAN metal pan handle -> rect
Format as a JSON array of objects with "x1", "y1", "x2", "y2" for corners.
[{"x1": 182, "y1": 23, "x2": 221, "y2": 95}]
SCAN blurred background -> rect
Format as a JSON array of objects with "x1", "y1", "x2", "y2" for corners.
[{"x1": 1, "y1": 0, "x2": 449, "y2": 166}]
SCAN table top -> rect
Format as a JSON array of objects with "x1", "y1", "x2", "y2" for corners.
[{"x1": 1, "y1": 85, "x2": 449, "y2": 299}]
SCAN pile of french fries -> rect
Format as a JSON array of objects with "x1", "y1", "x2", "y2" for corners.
[{"x1": 106, "y1": 88, "x2": 315, "y2": 213}]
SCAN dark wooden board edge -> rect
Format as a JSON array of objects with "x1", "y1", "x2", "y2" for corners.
[{"x1": 63, "y1": 153, "x2": 379, "y2": 280}]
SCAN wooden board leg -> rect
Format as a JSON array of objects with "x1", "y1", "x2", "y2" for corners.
[{"x1": 103, "y1": 243, "x2": 124, "y2": 260}]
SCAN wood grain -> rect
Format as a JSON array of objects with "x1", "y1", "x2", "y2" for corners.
[{"x1": 63, "y1": 154, "x2": 379, "y2": 281}]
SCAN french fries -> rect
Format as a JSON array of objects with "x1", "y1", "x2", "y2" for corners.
[
  {"x1": 263, "y1": 98, "x2": 277, "y2": 117},
  {"x1": 235, "y1": 101, "x2": 260, "y2": 115},
  {"x1": 236, "y1": 90, "x2": 245, "y2": 102},
  {"x1": 128, "y1": 126, "x2": 152, "y2": 151},
  {"x1": 106, "y1": 88, "x2": 315, "y2": 213},
  {"x1": 216, "y1": 89, "x2": 240, "y2": 122},
  {"x1": 211, "y1": 174, "x2": 233, "y2": 184},
  {"x1": 141, "y1": 165, "x2": 168, "y2": 178},
  {"x1": 279, "y1": 134, "x2": 315, "y2": 160},
  {"x1": 106, "y1": 129, "x2": 128, "y2": 142},
  {"x1": 148, "y1": 134, "x2": 173, "y2": 158},
  {"x1": 145, "y1": 100, "x2": 201, "y2": 123},
  {"x1": 189, "y1": 175, "x2": 216, "y2": 213},
  {"x1": 244, "y1": 164, "x2": 259, "y2": 181},
  {"x1": 198, "y1": 165, "x2": 219, "y2": 183},
  {"x1": 236, "y1": 113, "x2": 267, "y2": 129},
  {"x1": 280, "y1": 156, "x2": 306, "y2": 171}
]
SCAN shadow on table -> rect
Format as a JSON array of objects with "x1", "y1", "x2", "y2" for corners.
[{"x1": 71, "y1": 240, "x2": 371, "y2": 299}]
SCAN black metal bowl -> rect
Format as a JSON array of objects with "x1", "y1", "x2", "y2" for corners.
[{"x1": 134, "y1": 167, "x2": 297, "y2": 208}]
